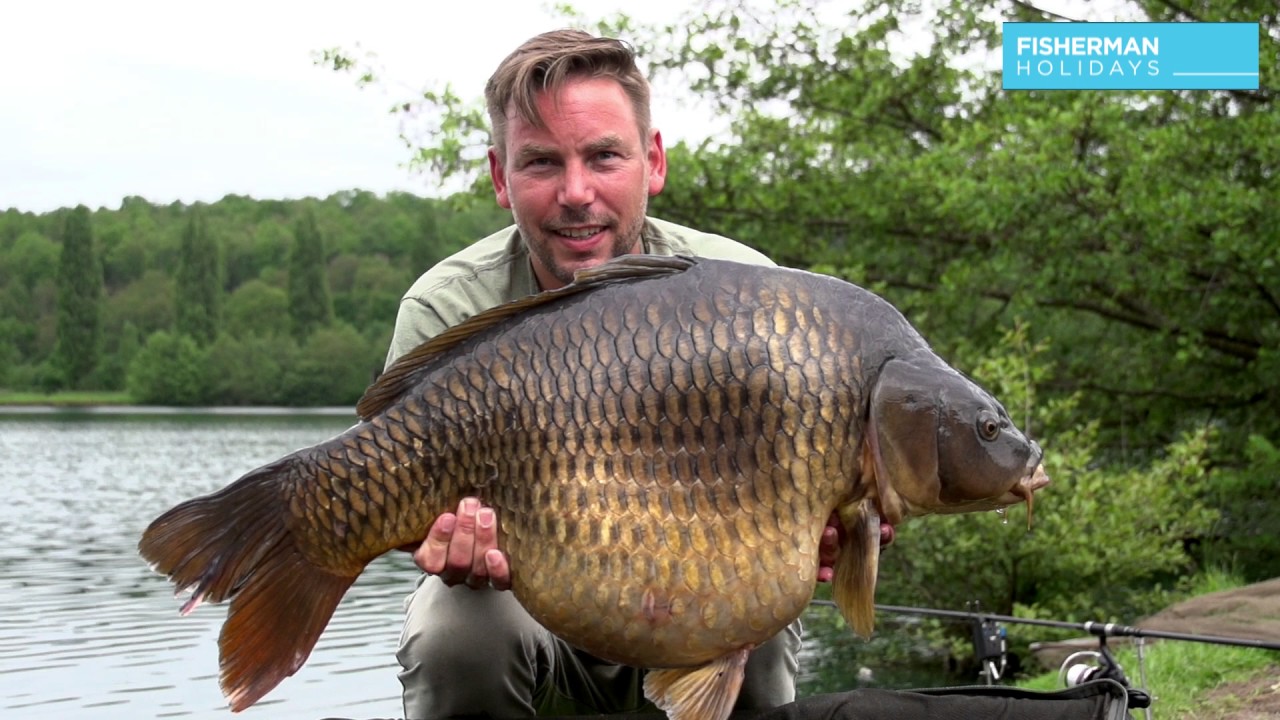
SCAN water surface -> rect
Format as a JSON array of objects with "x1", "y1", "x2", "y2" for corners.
[{"x1": 0, "y1": 410, "x2": 413, "y2": 719}]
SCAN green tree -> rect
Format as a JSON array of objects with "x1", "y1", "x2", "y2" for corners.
[
  {"x1": 103, "y1": 269, "x2": 175, "y2": 340},
  {"x1": 175, "y1": 207, "x2": 222, "y2": 345},
  {"x1": 635, "y1": 0, "x2": 1277, "y2": 457},
  {"x1": 126, "y1": 330, "x2": 208, "y2": 405},
  {"x1": 95, "y1": 321, "x2": 144, "y2": 392},
  {"x1": 287, "y1": 209, "x2": 333, "y2": 341},
  {"x1": 205, "y1": 333, "x2": 298, "y2": 405},
  {"x1": 1202, "y1": 435, "x2": 1280, "y2": 581},
  {"x1": 224, "y1": 279, "x2": 290, "y2": 339},
  {"x1": 52, "y1": 205, "x2": 103, "y2": 389},
  {"x1": 280, "y1": 322, "x2": 379, "y2": 406},
  {"x1": 1, "y1": 231, "x2": 59, "y2": 291}
]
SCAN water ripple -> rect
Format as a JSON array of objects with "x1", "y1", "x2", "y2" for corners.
[{"x1": 0, "y1": 414, "x2": 406, "y2": 720}]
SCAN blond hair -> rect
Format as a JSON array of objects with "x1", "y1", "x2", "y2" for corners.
[{"x1": 485, "y1": 29, "x2": 652, "y2": 160}]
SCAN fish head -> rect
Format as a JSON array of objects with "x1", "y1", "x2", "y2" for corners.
[{"x1": 867, "y1": 353, "x2": 1050, "y2": 526}]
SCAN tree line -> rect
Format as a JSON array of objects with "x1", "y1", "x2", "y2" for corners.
[{"x1": 0, "y1": 191, "x2": 509, "y2": 406}]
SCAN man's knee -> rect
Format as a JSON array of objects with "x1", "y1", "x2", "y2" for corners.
[
  {"x1": 737, "y1": 620, "x2": 802, "y2": 709},
  {"x1": 397, "y1": 581, "x2": 549, "y2": 718}
]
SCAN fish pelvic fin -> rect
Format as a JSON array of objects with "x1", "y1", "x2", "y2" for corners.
[
  {"x1": 833, "y1": 500, "x2": 880, "y2": 639},
  {"x1": 644, "y1": 648, "x2": 750, "y2": 720},
  {"x1": 137, "y1": 457, "x2": 357, "y2": 712}
]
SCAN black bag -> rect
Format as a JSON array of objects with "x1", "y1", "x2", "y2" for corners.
[
  {"x1": 325, "y1": 679, "x2": 1131, "y2": 720},
  {"x1": 736, "y1": 680, "x2": 1132, "y2": 720}
]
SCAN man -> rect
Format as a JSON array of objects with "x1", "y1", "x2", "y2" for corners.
[{"x1": 388, "y1": 29, "x2": 851, "y2": 720}]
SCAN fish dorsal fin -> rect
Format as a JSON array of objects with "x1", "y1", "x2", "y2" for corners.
[
  {"x1": 356, "y1": 254, "x2": 698, "y2": 420},
  {"x1": 644, "y1": 648, "x2": 750, "y2": 720}
]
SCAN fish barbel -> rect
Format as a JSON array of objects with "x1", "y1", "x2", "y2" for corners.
[{"x1": 139, "y1": 255, "x2": 1048, "y2": 720}]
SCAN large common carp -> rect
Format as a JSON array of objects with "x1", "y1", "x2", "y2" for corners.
[{"x1": 139, "y1": 255, "x2": 1048, "y2": 720}]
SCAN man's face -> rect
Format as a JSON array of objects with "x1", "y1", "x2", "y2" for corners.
[{"x1": 489, "y1": 75, "x2": 667, "y2": 290}]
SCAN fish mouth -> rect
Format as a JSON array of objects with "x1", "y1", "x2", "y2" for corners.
[
  {"x1": 931, "y1": 463, "x2": 1050, "y2": 525},
  {"x1": 1003, "y1": 463, "x2": 1050, "y2": 530}
]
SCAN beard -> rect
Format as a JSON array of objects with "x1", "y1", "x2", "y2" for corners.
[{"x1": 518, "y1": 204, "x2": 647, "y2": 287}]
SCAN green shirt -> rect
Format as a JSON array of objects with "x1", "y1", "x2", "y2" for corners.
[{"x1": 384, "y1": 217, "x2": 775, "y2": 367}]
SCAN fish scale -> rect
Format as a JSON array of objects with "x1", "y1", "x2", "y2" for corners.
[
  {"x1": 372, "y1": 264, "x2": 851, "y2": 667},
  {"x1": 139, "y1": 255, "x2": 1048, "y2": 719}
]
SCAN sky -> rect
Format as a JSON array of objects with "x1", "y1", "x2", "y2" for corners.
[
  {"x1": 0, "y1": 1, "x2": 1139, "y2": 215},
  {"x1": 0, "y1": 0, "x2": 706, "y2": 214}
]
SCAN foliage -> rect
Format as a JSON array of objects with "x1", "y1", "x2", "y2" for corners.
[
  {"x1": 610, "y1": 0, "x2": 1279, "y2": 465},
  {"x1": 287, "y1": 209, "x2": 334, "y2": 342},
  {"x1": 223, "y1": 279, "x2": 290, "y2": 339},
  {"x1": 205, "y1": 333, "x2": 298, "y2": 406},
  {"x1": 126, "y1": 330, "x2": 210, "y2": 406},
  {"x1": 279, "y1": 323, "x2": 382, "y2": 406},
  {"x1": 1, "y1": 231, "x2": 58, "y2": 291},
  {"x1": 175, "y1": 207, "x2": 222, "y2": 345},
  {"x1": 52, "y1": 205, "x2": 103, "y2": 389},
  {"x1": 1200, "y1": 435, "x2": 1280, "y2": 581},
  {"x1": 103, "y1": 270, "x2": 176, "y2": 340},
  {"x1": 0, "y1": 191, "x2": 512, "y2": 405},
  {"x1": 875, "y1": 326, "x2": 1219, "y2": 626}
]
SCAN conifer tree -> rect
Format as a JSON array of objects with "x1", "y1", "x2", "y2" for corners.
[
  {"x1": 53, "y1": 205, "x2": 103, "y2": 388},
  {"x1": 175, "y1": 208, "x2": 221, "y2": 345},
  {"x1": 287, "y1": 209, "x2": 333, "y2": 341}
]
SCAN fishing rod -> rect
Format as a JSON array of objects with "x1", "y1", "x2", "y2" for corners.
[{"x1": 804, "y1": 601, "x2": 1280, "y2": 652}]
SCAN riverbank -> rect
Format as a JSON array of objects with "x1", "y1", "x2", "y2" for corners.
[
  {"x1": 1023, "y1": 577, "x2": 1280, "y2": 718},
  {"x1": 1140, "y1": 578, "x2": 1280, "y2": 719},
  {"x1": 0, "y1": 392, "x2": 354, "y2": 416},
  {"x1": 0, "y1": 390, "x2": 133, "y2": 406}
]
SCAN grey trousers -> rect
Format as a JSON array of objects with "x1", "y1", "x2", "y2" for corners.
[{"x1": 396, "y1": 576, "x2": 802, "y2": 720}]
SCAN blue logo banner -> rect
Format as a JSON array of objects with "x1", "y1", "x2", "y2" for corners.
[{"x1": 1002, "y1": 22, "x2": 1260, "y2": 90}]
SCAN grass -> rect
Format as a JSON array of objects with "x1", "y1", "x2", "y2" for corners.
[
  {"x1": 1017, "y1": 569, "x2": 1279, "y2": 718},
  {"x1": 0, "y1": 390, "x2": 133, "y2": 406}
]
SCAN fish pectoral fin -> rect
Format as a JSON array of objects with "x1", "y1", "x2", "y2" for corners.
[
  {"x1": 833, "y1": 501, "x2": 880, "y2": 639},
  {"x1": 643, "y1": 648, "x2": 750, "y2": 720}
]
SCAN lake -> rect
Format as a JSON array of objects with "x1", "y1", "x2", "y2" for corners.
[{"x1": 0, "y1": 410, "x2": 954, "y2": 720}]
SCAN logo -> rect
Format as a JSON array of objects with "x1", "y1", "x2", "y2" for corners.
[{"x1": 1003, "y1": 22, "x2": 1260, "y2": 90}]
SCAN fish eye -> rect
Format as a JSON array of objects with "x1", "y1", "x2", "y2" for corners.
[{"x1": 977, "y1": 413, "x2": 1001, "y2": 441}]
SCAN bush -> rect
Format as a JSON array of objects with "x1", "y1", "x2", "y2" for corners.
[
  {"x1": 204, "y1": 333, "x2": 299, "y2": 406},
  {"x1": 279, "y1": 323, "x2": 381, "y2": 407},
  {"x1": 126, "y1": 331, "x2": 209, "y2": 405},
  {"x1": 1200, "y1": 435, "x2": 1280, "y2": 582}
]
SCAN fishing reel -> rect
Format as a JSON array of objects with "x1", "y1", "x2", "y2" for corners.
[{"x1": 1058, "y1": 632, "x2": 1152, "y2": 710}]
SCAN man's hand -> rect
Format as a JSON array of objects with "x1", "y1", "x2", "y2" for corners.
[
  {"x1": 414, "y1": 497, "x2": 511, "y2": 591},
  {"x1": 816, "y1": 511, "x2": 895, "y2": 583}
]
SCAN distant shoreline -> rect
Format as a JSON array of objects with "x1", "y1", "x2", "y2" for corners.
[{"x1": 0, "y1": 404, "x2": 356, "y2": 417}]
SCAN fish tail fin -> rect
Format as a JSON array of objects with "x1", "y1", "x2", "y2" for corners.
[
  {"x1": 644, "y1": 648, "x2": 750, "y2": 720},
  {"x1": 219, "y1": 542, "x2": 355, "y2": 711},
  {"x1": 833, "y1": 500, "x2": 880, "y2": 638},
  {"x1": 138, "y1": 457, "x2": 357, "y2": 711}
]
